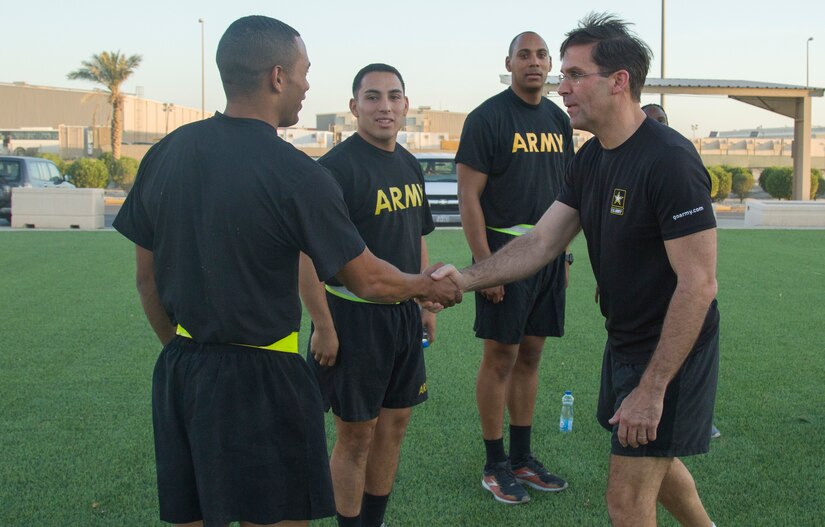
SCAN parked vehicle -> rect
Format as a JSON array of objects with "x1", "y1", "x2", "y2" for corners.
[
  {"x1": 0, "y1": 156, "x2": 75, "y2": 221},
  {"x1": 415, "y1": 152, "x2": 459, "y2": 226}
]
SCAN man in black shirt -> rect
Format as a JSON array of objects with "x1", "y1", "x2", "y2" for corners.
[
  {"x1": 455, "y1": 31, "x2": 572, "y2": 505},
  {"x1": 114, "y1": 17, "x2": 460, "y2": 527},
  {"x1": 299, "y1": 64, "x2": 436, "y2": 527},
  {"x1": 435, "y1": 14, "x2": 719, "y2": 527}
]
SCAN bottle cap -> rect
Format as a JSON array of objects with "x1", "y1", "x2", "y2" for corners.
[{"x1": 564, "y1": 390, "x2": 572, "y2": 395}]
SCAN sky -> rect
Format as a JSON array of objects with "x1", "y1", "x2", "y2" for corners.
[{"x1": 3, "y1": 0, "x2": 824, "y2": 140}]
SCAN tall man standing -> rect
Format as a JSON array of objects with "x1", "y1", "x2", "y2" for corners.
[
  {"x1": 455, "y1": 31, "x2": 573, "y2": 504},
  {"x1": 434, "y1": 13, "x2": 719, "y2": 527},
  {"x1": 299, "y1": 64, "x2": 436, "y2": 527},
  {"x1": 113, "y1": 18, "x2": 460, "y2": 527}
]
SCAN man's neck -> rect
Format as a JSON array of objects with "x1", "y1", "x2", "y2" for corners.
[
  {"x1": 595, "y1": 106, "x2": 647, "y2": 150},
  {"x1": 510, "y1": 86, "x2": 543, "y2": 106},
  {"x1": 355, "y1": 131, "x2": 396, "y2": 153},
  {"x1": 224, "y1": 100, "x2": 280, "y2": 129}
]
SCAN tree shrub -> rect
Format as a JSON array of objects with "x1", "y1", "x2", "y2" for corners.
[
  {"x1": 111, "y1": 156, "x2": 139, "y2": 191},
  {"x1": 730, "y1": 167, "x2": 755, "y2": 202},
  {"x1": 98, "y1": 151, "x2": 116, "y2": 174},
  {"x1": 707, "y1": 166, "x2": 732, "y2": 201},
  {"x1": 707, "y1": 169, "x2": 719, "y2": 199},
  {"x1": 810, "y1": 169, "x2": 822, "y2": 200},
  {"x1": 66, "y1": 158, "x2": 109, "y2": 188},
  {"x1": 763, "y1": 166, "x2": 793, "y2": 199}
]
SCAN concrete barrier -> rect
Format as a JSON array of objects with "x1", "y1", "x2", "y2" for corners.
[
  {"x1": 744, "y1": 199, "x2": 825, "y2": 228},
  {"x1": 11, "y1": 188, "x2": 104, "y2": 229}
]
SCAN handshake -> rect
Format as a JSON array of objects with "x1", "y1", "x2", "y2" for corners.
[{"x1": 419, "y1": 263, "x2": 466, "y2": 312}]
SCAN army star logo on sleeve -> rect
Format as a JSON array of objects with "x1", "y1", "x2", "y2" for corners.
[{"x1": 610, "y1": 188, "x2": 627, "y2": 216}]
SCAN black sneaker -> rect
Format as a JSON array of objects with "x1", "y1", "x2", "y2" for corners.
[
  {"x1": 512, "y1": 455, "x2": 568, "y2": 492},
  {"x1": 481, "y1": 460, "x2": 530, "y2": 504}
]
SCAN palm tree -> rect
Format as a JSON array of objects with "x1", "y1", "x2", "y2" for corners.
[{"x1": 68, "y1": 51, "x2": 142, "y2": 160}]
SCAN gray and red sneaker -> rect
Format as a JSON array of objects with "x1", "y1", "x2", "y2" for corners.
[
  {"x1": 481, "y1": 461, "x2": 530, "y2": 504},
  {"x1": 512, "y1": 455, "x2": 568, "y2": 492}
]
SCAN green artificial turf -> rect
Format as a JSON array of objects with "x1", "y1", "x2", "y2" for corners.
[{"x1": 0, "y1": 229, "x2": 823, "y2": 525}]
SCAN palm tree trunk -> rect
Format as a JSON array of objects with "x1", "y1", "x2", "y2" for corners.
[{"x1": 111, "y1": 94, "x2": 123, "y2": 160}]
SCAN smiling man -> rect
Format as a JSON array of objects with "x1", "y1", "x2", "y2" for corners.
[
  {"x1": 433, "y1": 13, "x2": 719, "y2": 527},
  {"x1": 299, "y1": 64, "x2": 437, "y2": 527},
  {"x1": 454, "y1": 31, "x2": 573, "y2": 505}
]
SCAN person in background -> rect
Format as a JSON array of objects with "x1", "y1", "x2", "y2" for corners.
[{"x1": 455, "y1": 30, "x2": 573, "y2": 505}]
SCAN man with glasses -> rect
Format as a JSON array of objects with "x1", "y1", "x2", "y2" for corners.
[
  {"x1": 455, "y1": 31, "x2": 573, "y2": 505},
  {"x1": 435, "y1": 13, "x2": 719, "y2": 526}
]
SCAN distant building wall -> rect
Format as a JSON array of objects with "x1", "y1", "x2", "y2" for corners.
[
  {"x1": 0, "y1": 82, "x2": 210, "y2": 151},
  {"x1": 317, "y1": 107, "x2": 467, "y2": 141}
]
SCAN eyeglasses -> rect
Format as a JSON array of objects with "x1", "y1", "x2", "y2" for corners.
[{"x1": 557, "y1": 71, "x2": 615, "y2": 84}]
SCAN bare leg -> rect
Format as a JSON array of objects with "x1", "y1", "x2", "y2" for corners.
[
  {"x1": 476, "y1": 340, "x2": 519, "y2": 440},
  {"x1": 506, "y1": 336, "x2": 545, "y2": 427},
  {"x1": 364, "y1": 407, "x2": 413, "y2": 495},
  {"x1": 657, "y1": 457, "x2": 713, "y2": 527},
  {"x1": 239, "y1": 521, "x2": 308, "y2": 527},
  {"x1": 329, "y1": 416, "x2": 378, "y2": 517},
  {"x1": 606, "y1": 455, "x2": 672, "y2": 527}
]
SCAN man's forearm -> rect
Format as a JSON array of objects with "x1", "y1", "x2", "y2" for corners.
[
  {"x1": 298, "y1": 252, "x2": 335, "y2": 331},
  {"x1": 137, "y1": 279, "x2": 175, "y2": 345}
]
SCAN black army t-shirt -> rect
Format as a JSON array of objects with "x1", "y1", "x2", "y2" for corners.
[
  {"x1": 557, "y1": 118, "x2": 718, "y2": 362},
  {"x1": 319, "y1": 133, "x2": 434, "y2": 285},
  {"x1": 456, "y1": 88, "x2": 573, "y2": 227},
  {"x1": 113, "y1": 113, "x2": 365, "y2": 346}
]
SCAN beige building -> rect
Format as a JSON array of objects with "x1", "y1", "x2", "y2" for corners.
[
  {"x1": 317, "y1": 106, "x2": 467, "y2": 147},
  {"x1": 0, "y1": 82, "x2": 209, "y2": 157}
]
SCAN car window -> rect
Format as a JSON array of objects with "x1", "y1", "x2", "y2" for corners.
[
  {"x1": 45, "y1": 162, "x2": 61, "y2": 183},
  {"x1": 418, "y1": 159, "x2": 457, "y2": 182},
  {"x1": 32, "y1": 162, "x2": 51, "y2": 184},
  {"x1": 0, "y1": 160, "x2": 22, "y2": 183}
]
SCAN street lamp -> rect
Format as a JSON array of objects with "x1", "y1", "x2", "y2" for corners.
[
  {"x1": 691, "y1": 124, "x2": 698, "y2": 141},
  {"x1": 199, "y1": 18, "x2": 205, "y2": 119},
  {"x1": 807, "y1": 37, "x2": 814, "y2": 88},
  {"x1": 661, "y1": 0, "x2": 666, "y2": 108},
  {"x1": 162, "y1": 103, "x2": 175, "y2": 135}
]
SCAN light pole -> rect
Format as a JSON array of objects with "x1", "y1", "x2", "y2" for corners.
[
  {"x1": 691, "y1": 124, "x2": 698, "y2": 141},
  {"x1": 807, "y1": 37, "x2": 814, "y2": 88},
  {"x1": 660, "y1": 0, "x2": 666, "y2": 108},
  {"x1": 199, "y1": 18, "x2": 205, "y2": 119},
  {"x1": 162, "y1": 103, "x2": 175, "y2": 135}
]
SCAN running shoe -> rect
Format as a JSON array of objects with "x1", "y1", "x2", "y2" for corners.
[
  {"x1": 710, "y1": 424, "x2": 721, "y2": 439},
  {"x1": 481, "y1": 460, "x2": 530, "y2": 504},
  {"x1": 511, "y1": 455, "x2": 568, "y2": 492}
]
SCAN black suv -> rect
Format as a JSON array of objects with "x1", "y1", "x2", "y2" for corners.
[{"x1": 0, "y1": 156, "x2": 75, "y2": 221}]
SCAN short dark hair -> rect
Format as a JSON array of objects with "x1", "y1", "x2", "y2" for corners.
[
  {"x1": 508, "y1": 31, "x2": 546, "y2": 57},
  {"x1": 216, "y1": 16, "x2": 301, "y2": 98},
  {"x1": 559, "y1": 13, "x2": 652, "y2": 102},
  {"x1": 352, "y1": 63, "x2": 405, "y2": 98}
]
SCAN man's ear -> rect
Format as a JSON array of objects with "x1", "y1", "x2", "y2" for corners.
[
  {"x1": 270, "y1": 65, "x2": 286, "y2": 93},
  {"x1": 349, "y1": 97, "x2": 358, "y2": 118},
  {"x1": 505, "y1": 56, "x2": 512, "y2": 73},
  {"x1": 611, "y1": 70, "x2": 630, "y2": 96}
]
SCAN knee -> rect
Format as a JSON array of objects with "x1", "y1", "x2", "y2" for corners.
[
  {"x1": 335, "y1": 422, "x2": 377, "y2": 456},
  {"x1": 605, "y1": 487, "x2": 651, "y2": 526},
  {"x1": 481, "y1": 346, "x2": 518, "y2": 381},
  {"x1": 515, "y1": 347, "x2": 542, "y2": 370}
]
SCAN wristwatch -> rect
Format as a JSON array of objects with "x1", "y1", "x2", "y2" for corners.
[{"x1": 564, "y1": 253, "x2": 574, "y2": 265}]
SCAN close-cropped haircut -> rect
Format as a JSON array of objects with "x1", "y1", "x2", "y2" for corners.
[
  {"x1": 559, "y1": 13, "x2": 652, "y2": 102},
  {"x1": 216, "y1": 16, "x2": 300, "y2": 98},
  {"x1": 508, "y1": 31, "x2": 546, "y2": 57},
  {"x1": 352, "y1": 63, "x2": 405, "y2": 98}
]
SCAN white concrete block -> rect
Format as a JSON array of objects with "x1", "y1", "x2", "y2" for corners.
[
  {"x1": 744, "y1": 199, "x2": 825, "y2": 228},
  {"x1": 11, "y1": 188, "x2": 104, "y2": 229}
]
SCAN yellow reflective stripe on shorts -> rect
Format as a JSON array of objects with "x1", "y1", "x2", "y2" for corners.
[
  {"x1": 324, "y1": 284, "x2": 400, "y2": 305},
  {"x1": 486, "y1": 224, "x2": 535, "y2": 236},
  {"x1": 175, "y1": 325, "x2": 299, "y2": 354}
]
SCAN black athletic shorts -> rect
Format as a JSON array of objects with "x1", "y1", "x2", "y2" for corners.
[
  {"x1": 474, "y1": 228, "x2": 566, "y2": 344},
  {"x1": 597, "y1": 322, "x2": 720, "y2": 457},
  {"x1": 308, "y1": 296, "x2": 428, "y2": 422},
  {"x1": 152, "y1": 337, "x2": 336, "y2": 525}
]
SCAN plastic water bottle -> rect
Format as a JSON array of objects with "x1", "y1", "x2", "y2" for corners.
[
  {"x1": 422, "y1": 328, "x2": 430, "y2": 348},
  {"x1": 559, "y1": 391, "x2": 574, "y2": 432}
]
